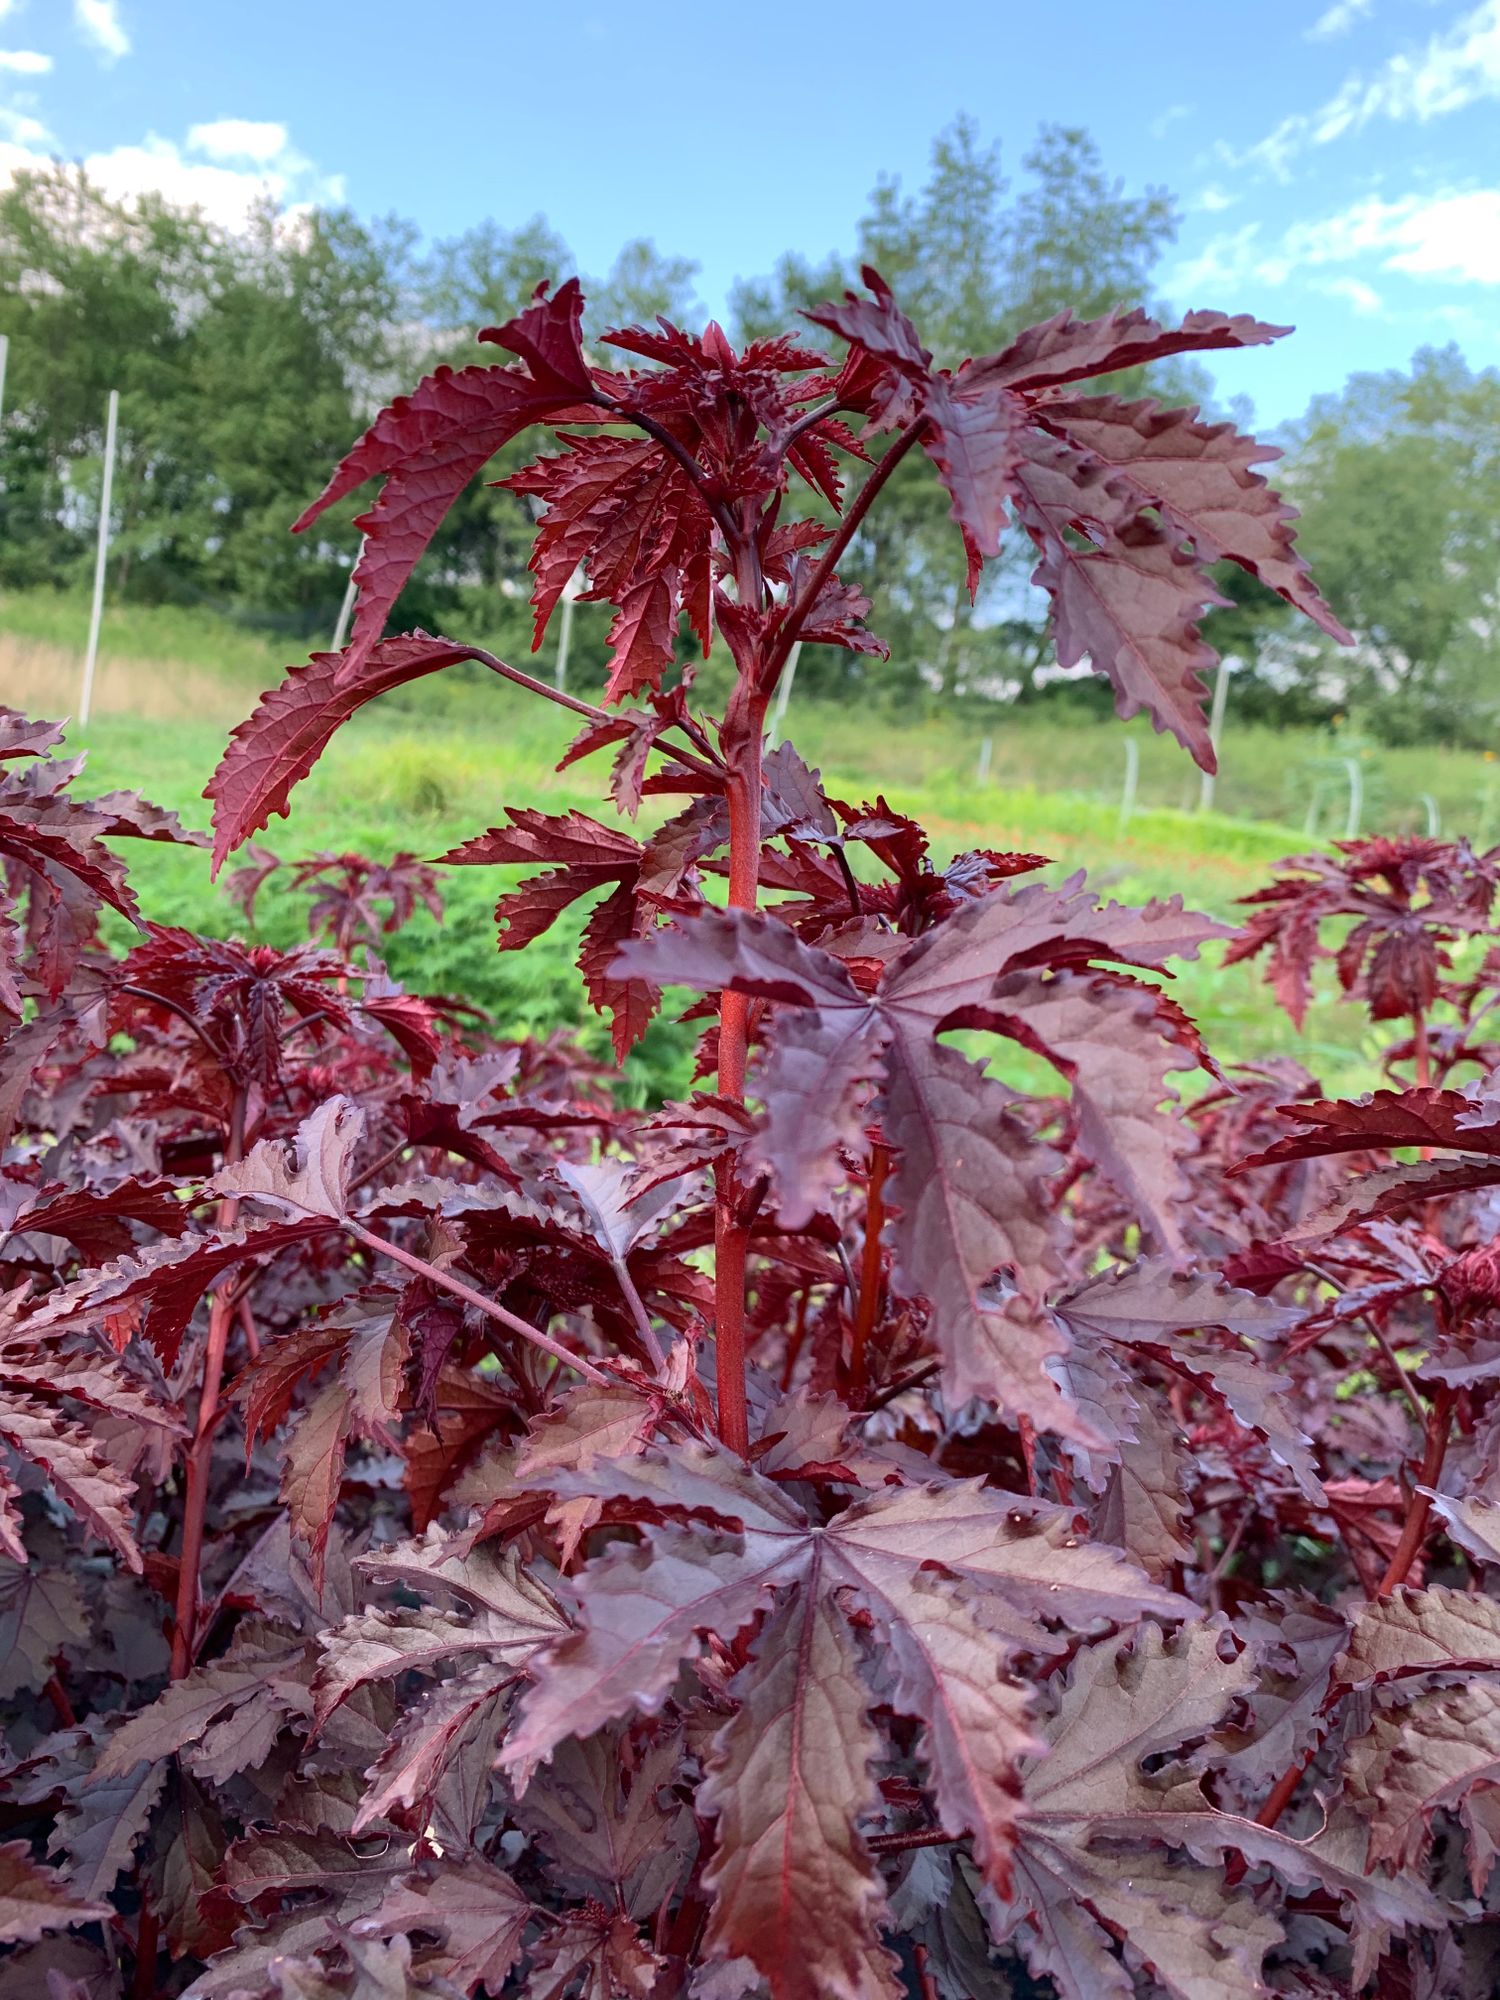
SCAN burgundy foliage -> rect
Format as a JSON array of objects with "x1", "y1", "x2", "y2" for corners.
[{"x1": 5, "y1": 272, "x2": 1499, "y2": 2000}]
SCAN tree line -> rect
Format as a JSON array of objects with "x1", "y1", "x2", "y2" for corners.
[{"x1": 1, "y1": 121, "x2": 1496, "y2": 746}]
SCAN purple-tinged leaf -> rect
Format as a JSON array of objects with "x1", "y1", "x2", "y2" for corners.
[
  {"x1": 206, "y1": 636, "x2": 481, "y2": 872},
  {"x1": 0, "y1": 1841, "x2": 110, "y2": 1945},
  {"x1": 699, "y1": 1589, "x2": 903, "y2": 2000},
  {"x1": 1039, "y1": 395, "x2": 1350, "y2": 640},
  {"x1": 975, "y1": 306, "x2": 1288, "y2": 394}
]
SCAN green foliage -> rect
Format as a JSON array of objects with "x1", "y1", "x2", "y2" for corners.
[
  {"x1": 731, "y1": 121, "x2": 1201, "y2": 709},
  {"x1": 50, "y1": 659, "x2": 1402, "y2": 1103},
  {"x1": 1282, "y1": 345, "x2": 1500, "y2": 746},
  {"x1": 0, "y1": 172, "x2": 401, "y2": 620},
  {"x1": 5, "y1": 132, "x2": 1496, "y2": 749}
]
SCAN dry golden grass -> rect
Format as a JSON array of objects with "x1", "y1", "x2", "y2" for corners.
[{"x1": 0, "y1": 631, "x2": 259, "y2": 726}]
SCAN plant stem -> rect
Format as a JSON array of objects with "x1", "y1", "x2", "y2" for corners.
[
  {"x1": 456, "y1": 644, "x2": 718, "y2": 783},
  {"x1": 1412, "y1": 1008, "x2": 1432, "y2": 1088},
  {"x1": 43, "y1": 1670, "x2": 75, "y2": 1726},
  {"x1": 849, "y1": 1144, "x2": 889, "y2": 1404},
  {"x1": 866, "y1": 1358, "x2": 941, "y2": 1412},
  {"x1": 866, "y1": 1827, "x2": 962, "y2": 1855},
  {"x1": 765, "y1": 419, "x2": 926, "y2": 682},
  {"x1": 779, "y1": 1289, "x2": 811, "y2": 1393},
  {"x1": 133, "y1": 1908, "x2": 160, "y2": 2000},
  {"x1": 171, "y1": 1087, "x2": 246, "y2": 1679},
  {"x1": 712, "y1": 702, "x2": 766, "y2": 1458},
  {"x1": 1374, "y1": 1382, "x2": 1455, "y2": 1597},
  {"x1": 343, "y1": 1218, "x2": 609, "y2": 1385},
  {"x1": 1245, "y1": 1380, "x2": 1457, "y2": 1843},
  {"x1": 913, "y1": 1945, "x2": 941, "y2": 2000},
  {"x1": 607, "y1": 1248, "x2": 667, "y2": 1375},
  {"x1": 1306, "y1": 1260, "x2": 1426, "y2": 1431}
]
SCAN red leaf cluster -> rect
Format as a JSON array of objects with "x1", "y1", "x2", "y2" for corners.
[{"x1": 10, "y1": 277, "x2": 1500, "y2": 2000}]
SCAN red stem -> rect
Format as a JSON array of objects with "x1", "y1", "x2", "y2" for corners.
[
  {"x1": 866, "y1": 1827, "x2": 962, "y2": 1855},
  {"x1": 343, "y1": 1218, "x2": 609, "y2": 1384},
  {"x1": 133, "y1": 1907, "x2": 160, "y2": 2000},
  {"x1": 1412, "y1": 1008, "x2": 1432, "y2": 1089},
  {"x1": 712, "y1": 706, "x2": 766, "y2": 1457},
  {"x1": 1245, "y1": 1381, "x2": 1456, "y2": 1844},
  {"x1": 779, "y1": 1288, "x2": 812, "y2": 1393},
  {"x1": 913, "y1": 1945, "x2": 941, "y2": 2000},
  {"x1": 428, "y1": 642, "x2": 718, "y2": 784},
  {"x1": 850, "y1": 1144, "x2": 889, "y2": 1404},
  {"x1": 765, "y1": 419, "x2": 927, "y2": 681},
  {"x1": 171, "y1": 1088, "x2": 246, "y2": 1678},
  {"x1": 1373, "y1": 1383, "x2": 1455, "y2": 1598},
  {"x1": 43, "y1": 1670, "x2": 75, "y2": 1727}
]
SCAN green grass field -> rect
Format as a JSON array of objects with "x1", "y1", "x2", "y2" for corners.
[{"x1": 4, "y1": 586, "x2": 1432, "y2": 1100}]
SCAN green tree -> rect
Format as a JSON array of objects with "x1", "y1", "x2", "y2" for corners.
[
  {"x1": 730, "y1": 121, "x2": 1184, "y2": 709},
  {"x1": 1284, "y1": 347, "x2": 1500, "y2": 746},
  {"x1": 0, "y1": 169, "x2": 404, "y2": 626},
  {"x1": 0, "y1": 167, "x2": 207, "y2": 592}
]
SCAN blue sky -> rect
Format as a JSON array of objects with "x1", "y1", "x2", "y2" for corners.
[{"x1": 3, "y1": 0, "x2": 1497, "y2": 425}]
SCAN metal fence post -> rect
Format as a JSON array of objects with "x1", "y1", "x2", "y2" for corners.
[
  {"x1": 78, "y1": 389, "x2": 119, "y2": 728},
  {"x1": 1118, "y1": 737, "x2": 1139, "y2": 836},
  {"x1": 1342, "y1": 756, "x2": 1363, "y2": 840},
  {"x1": 1198, "y1": 654, "x2": 1233, "y2": 811},
  {"x1": 766, "y1": 640, "x2": 802, "y2": 748}
]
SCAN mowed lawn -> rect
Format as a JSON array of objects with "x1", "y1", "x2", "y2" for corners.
[{"x1": 4, "y1": 591, "x2": 1406, "y2": 1099}]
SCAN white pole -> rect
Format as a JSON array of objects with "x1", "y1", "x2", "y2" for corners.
[
  {"x1": 0, "y1": 334, "x2": 8, "y2": 431},
  {"x1": 331, "y1": 570, "x2": 358, "y2": 652},
  {"x1": 555, "y1": 589, "x2": 575, "y2": 693},
  {"x1": 331, "y1": 534, "x2": 365, "y2": 651},
  {"x1": 1421, "y1": 793, "x2": 1440, "y2": 837},
  {"x1": 1198, "y1": 654, "x2": 1233, "y2": 811},
  {"x1": 1343, "y1": 756, "x2": 1363, "y2": 840},
  {"x1": 1118, "y1": 737, "x2": 1139, "y2": 836},
  {"x1": 766, "y1": 640, "x2": 802, "y2": 747},
  {"x1": 976, "y1": 735, "x2": 993, "y2": 784},
  {"x1": 78, "y1": 388, "x2": 119, "y2": 729}
]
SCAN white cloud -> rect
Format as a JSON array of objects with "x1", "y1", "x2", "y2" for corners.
[
  {"x1": 1195, "y1": 184, "x2": 1237, "y2": 213},
  {"x1": 0, "y1": 108, "x2": 344, "y2": 231},
  {"x1": 0, "y1": 49, "x2": 49, "y2": 73},
  {"x1": 1242, "y1": 0, "x2": 1500, "y2": 174},
  {"x1": 1318, "y1": 274, "x2": 1385, "y2": 312},
  {"x1": 74, "y1": 133, "x2": 342, "y2": 228},
  {"x1": 74, "y1": 0, "x2": 129, "y2": 63},
  {"x1": 1372, "y1": 187, "x2": 1500, "y2": 281},
  {"x1": 0, "y1": 102, "x2": 48, "y2": 145},
  {"x1": 186, "y1": 118, "x2": 290, "y2": 165},
  {"x1": 1173, "y1": 223, "x2": 1263, "y2": 296},
  {"x1": 1307, "y1": 0, "x2": 1374, "y2": 40},
  {"x1": 1175, "y1": 186, "x2": 1500, "y2": 293},
  {"x1": 1149, "y1": 103, "x2": 1191, "y2": 138}
]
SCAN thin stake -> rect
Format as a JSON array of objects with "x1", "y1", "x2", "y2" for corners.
[
  {"x1": 1117, "y1": 736, "x2": 1139, "y2": 836},
  {"x1": 976, "y1": 734, "x2": 993, "y2": 784},
  {"x1": 1303, "y1": 780, "x2": 1323, "y2": 839},
  {"x1": 79, "y1": 389, "x2": 119, "y2": 729},
  {"x1": 328, "y1": 540, "x2": 362, "y2": 648},
  {"x1": 0, "y1": 333, "x2": 8, "y2": 431},
  {"x1": 1343, "y1": 755, "x2": 1363, "y2": 840},
  {"x1": 1421, "y1": 793, "x2": 1440, "y2": 837},
  {"x1": 766, "y1": 639, "x2": 802, "y2": 747},
  {"x1": 555, "y1": 587, "x2": 575, "y2": 693},
  {"x1": 1198, "y1": 654, "x2": 1233, "y2": 811}
]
